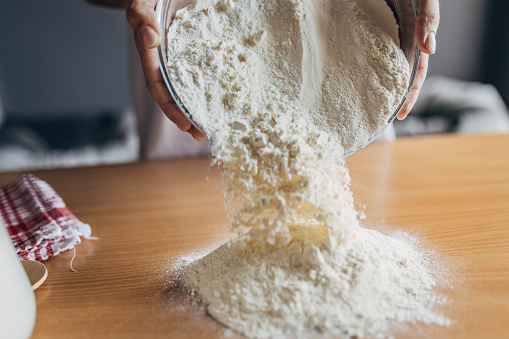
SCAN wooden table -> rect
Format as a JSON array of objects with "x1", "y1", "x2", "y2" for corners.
[{"x1": 2, "y1": 134, "x2": 508, "y2": 339}]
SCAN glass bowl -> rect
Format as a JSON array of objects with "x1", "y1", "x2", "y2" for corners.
[{"x1": 156, "y1": 0, "x2": 420, "y2": 154}]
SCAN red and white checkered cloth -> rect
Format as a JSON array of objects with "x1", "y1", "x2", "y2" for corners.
[{"x1": 0, "y1": 174, "x2": 95, "y2": 261}]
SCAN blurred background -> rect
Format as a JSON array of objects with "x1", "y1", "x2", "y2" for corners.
[{"x1": 0, "y1": 0, "x2": 508, "y2": 171}]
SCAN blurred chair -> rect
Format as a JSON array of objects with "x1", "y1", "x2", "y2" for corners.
[
  {"x1": 0, "y1": 107, "x2": 138, "y2": 172},
  {"x1": 394, "y1": 76, "x2": 509, "y2": 136}
]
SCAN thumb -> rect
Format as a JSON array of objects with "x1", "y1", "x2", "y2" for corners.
[
  {"x1": 126, "y1": 0, "x2": 161, "y2": 49},
  {"x1": 416, "y1": 0, "x2": 440, "y2": 55}
]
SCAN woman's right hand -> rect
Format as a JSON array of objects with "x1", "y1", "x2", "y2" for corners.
[
  {"x1": 397, "y1": 0, "x2": 440, "y2": 120},
  {"x1": 126, "y1": 0, "x2": 206, "y2": 141}
]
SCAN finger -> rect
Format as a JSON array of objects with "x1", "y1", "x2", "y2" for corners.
[
  {"x1": 126, "y1": 0, "x2": 160, "y2": 48},
  {"x1": 416, "y1": 0, "x2": 440, "y2": 54},
  {"x1": 128, "y1": 0, "x2": 193, "y2": 132},
  {"x1": 187, "y1": 125, "x2": 206, "y2": 142},
  {"x1": 141, "y1": 48, "x2": 193, "y2": 131},
  {"x1": 397, "y1": 52, "x2": 429, "y2": 120},
  {"x1": 87, "y1": 0, "x2": 129, "y2": 9},
  {"x1": 135, "y1": 36, "x2": 192, "y2": 131}
]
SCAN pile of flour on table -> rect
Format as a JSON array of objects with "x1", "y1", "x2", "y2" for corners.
[{"x1": 166, "y1": 0, "x2": 449, "y2": 337}]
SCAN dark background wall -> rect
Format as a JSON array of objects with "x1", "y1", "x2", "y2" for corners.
[
  {"x1": 427, "y1": 0, "x2": 489, "y2": 81},
  {"x1": 480, "y1": 0, "x2": 509, "y2": 104},
  {"x1": 0, "y1": 0, "x2": 130, "y2": 118}
]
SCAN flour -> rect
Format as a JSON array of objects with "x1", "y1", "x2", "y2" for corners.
[
  {"x1": 167, "y1": 0, "x2": 409, "y2": 154},
  {"x1": 165, "y1": 0, "x2": 448, "y2": 337},
  {"x1": 181, "y1": 227, "x2": 449, "y2": 338}
]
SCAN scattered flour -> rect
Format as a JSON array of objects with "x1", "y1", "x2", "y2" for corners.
[
  {"x1": 164, "y1": 0, "x2": 448, "y2": 337},
  {"x1": 181, "y1": 226, "x2": 449, "y2": 338}
]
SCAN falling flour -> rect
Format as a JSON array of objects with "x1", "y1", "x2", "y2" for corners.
[{"x1": 165, "y1": 0, "x2": 449, "y2": 337}]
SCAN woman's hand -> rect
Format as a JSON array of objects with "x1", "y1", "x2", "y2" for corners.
[
  {"x1": 126, "y1": 0, "x2": 206, "y2": 141},
  {"x1": 397, "y1": 0, "x2": 440, "y2": 120}
]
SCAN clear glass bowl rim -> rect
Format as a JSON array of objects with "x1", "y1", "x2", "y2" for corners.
[{"x1": 156, "y1": 0, "x2": 420, "y2": 155}]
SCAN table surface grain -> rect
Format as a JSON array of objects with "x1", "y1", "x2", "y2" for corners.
[{"x1": 1, "y1": 134, "x2": 508, "y2": 339}]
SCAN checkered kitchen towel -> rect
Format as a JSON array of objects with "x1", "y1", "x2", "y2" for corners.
[{"x1": 0, "y1": 174, "x2": 95, "y2": 261}]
